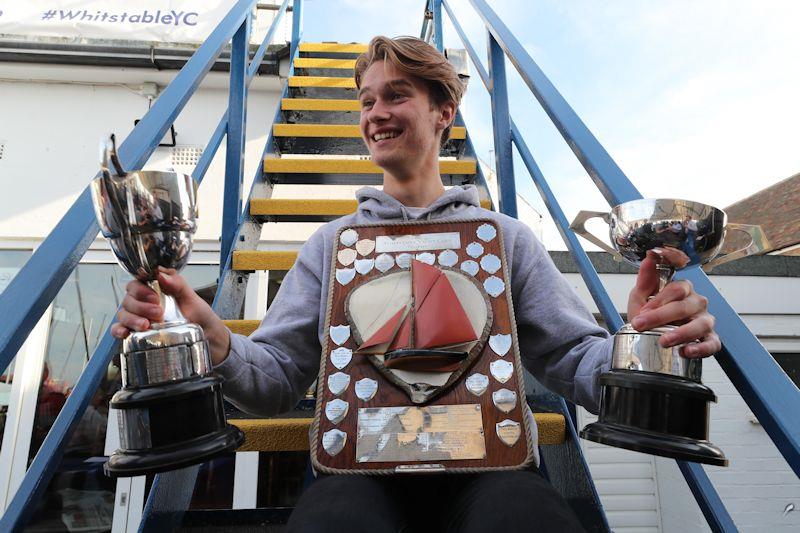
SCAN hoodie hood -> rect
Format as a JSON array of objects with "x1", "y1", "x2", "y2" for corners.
[{"x1": 355, "y1": 185, "x2": 481, "y2": 222}]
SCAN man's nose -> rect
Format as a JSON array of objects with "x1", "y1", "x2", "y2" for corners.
[{"x1": 368, "y1": 99, "x2": 391, "y2": 121}]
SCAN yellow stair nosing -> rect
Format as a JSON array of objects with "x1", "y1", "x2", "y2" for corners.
[
  {"x1": 231, "y1": 413, "x2": 564, "y2": 452},
  {"x1": 263, "y1": 158, "x2": 476, "y2": 175},
  {"x1": 250, "y1": 198, "x2": 358, "y2": 216},
  {"x1": 289, "y1": 76, "x2": 357, "y2": 88},
  {"x1": 299, "y1": 42, "x2": 368, "y2": 53},
  {"x1": 272, "y1": 124, "x2": 466, "y2": 140},
  {"x1": 282, "y1": 98, "x2": 360, "y2": 111},
  {"x1": 233, "y1": 250, "x2": 298, "y2": 271},
  {"x1": 294, "y1": 58, "x2": 356, "y2": 69}
]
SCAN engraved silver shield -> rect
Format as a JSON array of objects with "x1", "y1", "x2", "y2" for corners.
[
  {"x1": 355, "y1": 258, "x2": 374, "y2": 275},
  {"x1": 489, "y1": 334, "x2": 512, "y2": 357},
  {"x1": 460, "y1": 260, "x2": 479, "y2": 276},
  {"x1": 336, "y1": 268, "x2": 356, "y2": 286},
  {"x1": 355, "y1": 378, "x2": 378, "y2": 401},
  {"x1": 375, "y1": 253, "x2": 395, "y2": 272},
  {"x1": 322, "y1": 429, "x2": 347, "y2": 456},
  {"x1": 480, "y1": 254, "x2": 501, "y2": 274},
  {"x1": 490, "y1": 360, "x2": 514, "y2": 384},
  {"x1": 340, "y1": 229, "x2": 358, "y2": 247},
  {"x1": 328, "y1": 372, "x2": 350, "y2": 396},
  {"x1": 438, "y1": 249, "x2": 459, "y2": 267},
  {"x1": 466, "y1": 242, "x2": 484, "y2": 258},
  {"x1": 330, "y1": 347, "x2": 352, "y2": 370},
  {"x1": 356, "y1": 239, "x2": 376, "y2": 256},
  {"x1": 465, "y1": 373, "x2": 489, "y2": 396},
  {"x1": 492, "y1": 388, "x2": 517, "y2": 413},
  {"x1": 476, "y1": 223, "x2": 497, "y2": 242},
  {"x1": 337, "y1": 248, "x2": 357, "y2": 266},
  {"x1": 483, "y1": 276, "x2": 505, "y2": 298},
  {"x1": 496, "y1": 419, "x2": 521, "y2": 446},
  {"x1": 325, "y1": 399, "x2": 349, "y2": 424},
  {"x1": 329, "y1": 325, "x2": 351, "y2": 346}
]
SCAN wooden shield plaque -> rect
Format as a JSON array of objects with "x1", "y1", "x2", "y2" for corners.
[{"x1": 311, "y1": 219, "x2": 535, "y2": 474}]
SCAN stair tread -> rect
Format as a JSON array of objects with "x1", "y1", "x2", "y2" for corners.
[
  {"x1": 251, "y1": 198, "x2": 358, "y2": 216},
  {"x1": 294, "y1": 58, "x2": 356, "y2": 69},
  {"x1": 229, "y1": 413, "x2": 565, "y2": 450},
  {"x1": 282, "y1": 98, "x2": 359, "y2": 111},
  {"x1": 264, "y1": 157, "x2": 476, "y2": 175},
  {"x1": 273, "y1": 124, "x2": 466, "y2": 139},
  {"x1": 289, "y1": 76, "x2": 356, "y2": 88},
  {"x1": 299, "y1": 42, "x2": 368, "y2": 53},
  {"x1": 233, "y1": 250, "x2": 298, "y2": 271}
]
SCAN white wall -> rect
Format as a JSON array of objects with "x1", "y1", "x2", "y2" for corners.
[{"x1": 0, "y1": 61, "x2": 282, "y2": 244}]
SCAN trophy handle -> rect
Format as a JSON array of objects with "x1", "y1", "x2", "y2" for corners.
[
  {"x1": 569, "y1": 210, "x2": 623, "y2": 261},
  {"x1": 702, "y1": 223, "x2": 771, "y2": 272}
]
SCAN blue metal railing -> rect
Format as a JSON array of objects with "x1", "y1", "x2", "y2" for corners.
[
  {"x1": 0, "y1": 1, "x2": 293, "y2": 530},
  {"x1": 429, "y1": 0, "x2": 799, "y2": 530}
]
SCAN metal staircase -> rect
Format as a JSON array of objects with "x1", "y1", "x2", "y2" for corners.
[{"x1": 0, "y1": 1, "x2": 798, "y2": 532}]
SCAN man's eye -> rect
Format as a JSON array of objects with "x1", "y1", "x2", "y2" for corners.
[
  {"x1": 391, "y1": 93, "x2": 406, "y2": 101},
  {"x1": 361, "y1": 100, "x2": 374, "y2": 108}
]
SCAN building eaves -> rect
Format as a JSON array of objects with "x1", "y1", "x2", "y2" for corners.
[{"x1": 0, "y1": 36, "x2": 288, "y2": 74}]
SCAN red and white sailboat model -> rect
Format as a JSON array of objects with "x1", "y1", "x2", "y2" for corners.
[{"x1": 354, "y1": 259, "x2": 480, "y2": 372}]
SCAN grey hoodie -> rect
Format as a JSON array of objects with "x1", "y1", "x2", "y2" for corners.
[{"x1": 216, "y1": 185, "x2": 613, "y2": 440}]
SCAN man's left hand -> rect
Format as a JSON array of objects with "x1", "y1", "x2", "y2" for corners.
[{"x1": 627, "y1": 251, "x2": 721, "y2": 358}]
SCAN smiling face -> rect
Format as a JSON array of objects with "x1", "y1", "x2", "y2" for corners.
[{"x1": 358, "y1": 61, "x2": 455, "y2": 179}]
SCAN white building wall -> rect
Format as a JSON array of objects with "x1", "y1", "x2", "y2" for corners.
[{"x1": 0, "y1": 61, "x2": 282, "y2": 246}]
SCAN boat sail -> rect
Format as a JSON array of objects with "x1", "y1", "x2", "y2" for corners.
[{"x1": 355, "y1": 259, "x2": 479, "y2": 371}]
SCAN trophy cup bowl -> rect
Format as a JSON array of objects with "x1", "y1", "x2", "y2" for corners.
[
  {"x1": 93, "y1": 136, "x2": 243, "y2": 477},
  {"x1": 570, "y1": 198, "x2": 768, "y2": 466}
]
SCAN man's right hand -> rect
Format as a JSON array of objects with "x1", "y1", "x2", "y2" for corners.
[{"x1": 111, "y1": 268, "x2": 232, "y2": 365}]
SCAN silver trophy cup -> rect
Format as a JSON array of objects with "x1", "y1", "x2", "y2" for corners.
[
  {"x1": 92, "y1": 135, "x2": 242, "y2": 477},
  {"x1": 570, "y1": 198, "x2": 768, "y2": 465}
]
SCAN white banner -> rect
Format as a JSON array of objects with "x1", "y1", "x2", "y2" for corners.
[{"x1": 0, "y1": 1, "x2": 249, "y2": 44}]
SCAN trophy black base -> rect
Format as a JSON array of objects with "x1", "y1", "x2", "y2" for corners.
[
  {"x1": 105, "y1": 375, "x2": 245, "y2": 477},
  {"x1": 104, "y1": 425, "x2": 244, "y2": 477},
  {"x1": 580, "y1": 370, "x2": 727, "y2": 467}
]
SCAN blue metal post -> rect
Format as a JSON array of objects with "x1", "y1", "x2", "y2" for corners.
[
  {"x1": 432, "y1": 0, "x2": 444, "y2": 52},
  {"x1": 487, "y1": 31, "x2": 517, "y2": 218},
  {"x1": 290, "y1": 0, "x2": 303, "y2": 62},
  {"x1": 221, "y1": 14, "x2": 251, "y2": 272}
]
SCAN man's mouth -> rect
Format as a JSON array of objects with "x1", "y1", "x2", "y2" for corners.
[{"x1": 372, "y1": 130, "x2": 401, "y2": 142}]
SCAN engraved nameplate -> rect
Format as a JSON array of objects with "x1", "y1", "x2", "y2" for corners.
[
  {"x1": 356, "y1": 405, "x2": 486, "y2": 463},
  {"x1": 375, "y1": 232, "x2": 461, "y2": 253}
]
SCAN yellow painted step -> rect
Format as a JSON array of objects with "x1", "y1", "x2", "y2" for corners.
[
  {"x1": 224, "y1": 319, "x2": 262, "y2": 336},
  {"x1": 294, "y1": 58, "x2": 356, "y2": 69},
  {"x1": 299, "y1": 43, "x2": 367, "y2": 54},
  {"x1": 233, "y1": 250, "x2": 297, "y2": 271},
  {"x1": 231, "y1": 413, "x2": 564, "y2": 451},
  {"x1": 282, "y1": 98, "x2": 360, "y2": 111},
  {"x1": 249, "y1": 198, "x2": 491, "y2": 219},
  {"x1": 251, "y1": 198, "x2": 358, "y2": 217},
  {"x1": 273, "y1": 124, "x2": 467, "y2": 140},
  {"x1": 264, "y1": 158, "x2": 476, "y2": 175},
  {"x1": 289, "y1": 76, "x2": 357, "y2": 88},
  {"x1": 231, "y1": 418, "x2": 311, "y2": 452}
]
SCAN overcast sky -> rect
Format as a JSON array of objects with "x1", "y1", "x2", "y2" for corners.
[{"x1": 302, "y1": 0, "x2": 800, "y2": 249}]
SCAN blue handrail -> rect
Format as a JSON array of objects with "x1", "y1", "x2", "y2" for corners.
[
  {"x1": 436, "y1": 0, "x2": 800, "y2": 529},
  {"x1": 0, "y1": 2, "x2": 293, "y2": 530}
]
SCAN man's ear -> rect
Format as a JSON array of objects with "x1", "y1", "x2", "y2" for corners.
[{"x1": 438, "y1": 101, "x2": 457, "y2": 129}]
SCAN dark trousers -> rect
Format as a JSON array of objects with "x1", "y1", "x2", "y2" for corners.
[{"x1": 286, "y1": 469, "x2": 585, "y2": 532}]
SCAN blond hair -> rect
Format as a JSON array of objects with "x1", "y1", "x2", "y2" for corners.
[{"x1": 354, "y1": 36, "x2": 464, "y2": 146}]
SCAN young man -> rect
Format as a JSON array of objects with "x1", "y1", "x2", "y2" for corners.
[{"x1": 113, "y1": 36, "x2": 719, "y2": 531}]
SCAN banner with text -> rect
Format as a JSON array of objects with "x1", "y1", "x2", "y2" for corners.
[{"x1": 0, "y1": 1, "x2": 251, "y2": 44}]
